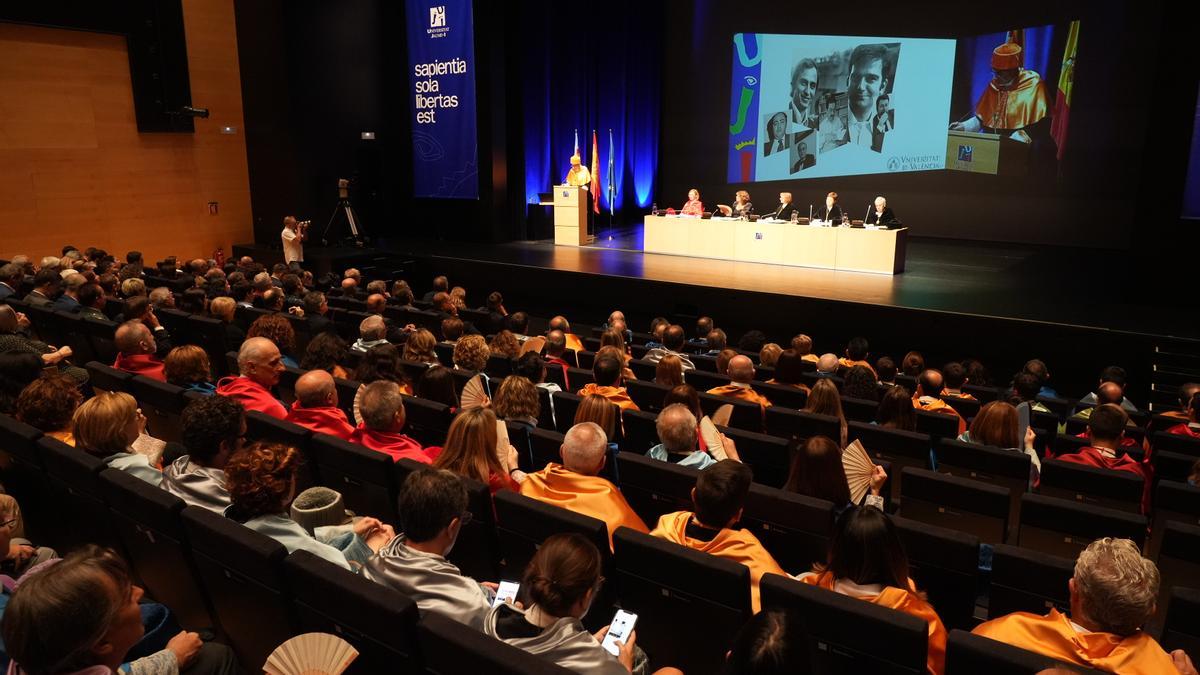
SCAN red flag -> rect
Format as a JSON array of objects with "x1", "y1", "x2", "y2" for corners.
[{"x1": 589, "y1": 131, "x2": 600, "y2": 214}]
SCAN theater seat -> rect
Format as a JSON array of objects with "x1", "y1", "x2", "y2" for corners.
[
  {"x1": 565, "y1": 366, "x2": 593, "y2": 392},
  {"x1": 916, "y1": 409, "x2": 960, "y2": 440},
  {"x1": 283, "y1": 550, "x2": 422, "y2": 672},
  {"x1": 309, "y1": 432, "x2": 400, "y2": 523},
  {"x1": 621, "y1": 408, "x2": 659, "y2": 455},
  {"x1": 1154, "y1": 449, "x2": 1198, "y2": 484},
  {"x1": 988, "y1": 543, "x2": 1073, "y2": 619},
  {"x1": 0, "y1": 415, "x2": 49, "y2": 538},
  {"x1": 1152, "y1": 430, "x2": 1200, "y2": 456},
  {"x1": 720, "y1": 426, "x2": 789, "y2": 489},
  {"x1": 180, "y1": 505, "x2": 295, "y2": 669},
  {"x1": 753, "y1": 381, "x2": 807, "y2": 409},
  {"x1": 1161, "y1": 587, "x2": 1200, "y2": 663},
  {"x1": 840, "y1": 395, "x2": 878, "y2": 423},
  {"x1": 244, "y1": 411, "x2": 319, "y2": 491},
  {"x1": 551, "y1": 391, "x2": 582, "y2": 433},
  {"x1": 1148, "y1": 480, "x2": 1200, "y2": 560},
  {"x1": 186, "y1": 314, "x2": 232, "y2": 376},
  {"x1": 85, "y1": 360, "x2": 133, "y2": 395},
  {"x1": 440, "y1": 474, "x2": 501, "y2": 583},
  {"x1": 741, "y1": 485, "x2": 833, "y2": 574},
  {"x1": 945, "y1": 630, "x2": 1099, "y2": 674},
  {"x1": 765, "y1": 407, "x2": 840, "y2": 443},
  {"x1": 698, "y1": 392, "x2": 761, "y2": 432},
  {"x1": 527, "y1": 427, "x2": 565, "y2": 472},
  {"x1": 82, "y1": 316, "x2": 120, "y2": 364},
  {"x1": 935, "y1": 438, "x2": 1030, "y2": 542},
  {"x1": 616, "y1": 452, "x2": 698, "y2": 526},
  {"x1": 892, "y1": 515, "x2": 980, "y2": 632},
  {"x1": 401, "y1": 394, "x2": 454, "y2": 447},
  {"x1": 1016, "y1": 493, "x2": 1146, "y2": 559},
  {"x1": 760, "y1": 573, "x2": 929, "y2": 675},
  {"x1": 612, "y1": 527, "x2": 752, "y2": 675},
  {"x1": 686, "y1": 369, "x2": 731, "y2": 392},
  {"x1": 1152, "y1": 521, "x2": 1200, "y2": 633},
  {"x1": 939, "y1": 396, "x2": 980, "y2": 421},
  {"x1": 899, "y1": 467, "x2": 1010, "y2": 545},
  {"x1": 417, "y1": 612, "x2": 575, "y2": 674},
  {"x1": 1038, "y1": 458, "x2": 1144, "y2": 514},
  {"x1": 849, "y1": 422, "x2": 932, "y2": 499},
  {"x1": 625, "y1": 378, "x2": 672, "y2": 411},
  {"x1": 128, "y1": 375, "x2": 187, "y2": 442},
  {"x1": 38, "y1": 436, "x2": 120, "y2": 552}
]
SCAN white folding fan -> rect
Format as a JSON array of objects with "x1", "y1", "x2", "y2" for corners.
[
  {"x1": 520, "y1": 335, "x2": 546, "y2": 356},
  {"x1": 709, "y1": 404, "x2": 734, "y2": 428},
  {"x1": 842, "y1": 439, "x2": 875, "y2": 504},
  {"x1": 496, "y1": 418, "x2": 513, "y2": 469},
  {"x1": 460, "y1": 374, "x2": 490, "y2": 409},
  {"x1": 699, "y1": 416, "x2": 728, "y2": 461},
  {"x1": 263, "y1": 632, "x2": 358, "y2": 675}
]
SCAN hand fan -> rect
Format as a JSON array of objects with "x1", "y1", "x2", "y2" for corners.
[
  {"x1": 520, "y1": 335, "x2": 546, "y2": 356},
  {"x1": 132, "y1": 433, "x2": 166, "y2": 466},
  {"x1": 842, "y1": 439, "x2": 875, "y2": 504},
  {"x1": 263, "y1": 632, "x2": 358, "y2": 675},
  {"x1": 710, "y1": 404, "x2": 734, "y2": 428},
  {"x1": 496, "y1": 418, "x2": 513, "y2": 470},
  {"x1": 460, "y1": 374, "x2": 489, "y2": 409},
  {"x1": 699, "y1": 416, "x2": 728, "y2": 461}
]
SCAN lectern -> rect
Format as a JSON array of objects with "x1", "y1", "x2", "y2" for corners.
[
  {"x1": 553, "y1": 185, "x2": 591, "y2": 246},
  {"x1": 946, "y1": 130, "x2": 1030, "y2": 176}
]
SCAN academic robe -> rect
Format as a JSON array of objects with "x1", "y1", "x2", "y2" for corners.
[
  {"x1": 1166, "y1": 422, "x2": 1200, "y2": 438},
  {"x1": 913, "y1": 395, "x2": 967, "y2": 435},
  {"x1": 103, "y1": 452, "x2": 162, "y2": 485},
  {"x1": 800, "y1": 353, "x2": 820, "y2": 363},
  {"x1": 837, "y1": 358, "x2": 877, "y2": 377},
  {"x1": 1056, "y1": 446, "x2": 1152, "y2": 514},
  {"x1": 546, "y1": 356, "x2": 573, "y2": 389},
  {"x1": 286, "y1": 405, "x2": 356, "y2": 441},
  {"x1": 160, "y1": 455, "x2": 230, "y2": 513},
  {"x1": 972, "y1": 608, "x2": 1178, "y2": 675},
  {"x1": 765, "y1": 379, "x2": 811, "y2": 394},
  {"x1": 650, "y1": 511, "x2": 786, "y2": 613},
  {"x1": 706, "y1": 383, "x2": 773, "y2": 411},
  {"x1": 519, "y1": 464, "x2": 648, "y2": 549},
  {"x1": 216, "y1": 375, "x2": 288, "y2": 419},
  {"x1": 975, "y1": 69, "x2": 1050, "y2": 132},
  {"x1": 363, "y1": 535, "x2": 493, "y2": 629},
  {"x1": 349, "y1": 425, "x2": 434, "y2": 464},
  {"x1": 236, "y1": 511, "x2": 351, "y2": 570},
  {"x1": 576, "y1": 383, "x2": 640, "y2": 412},
  {"x1": 483, "y1": 604, "x2": 628, "y2": 675},
  {"x1": 800, "y1": 571, "x2": 946, "y2": 675},
  {"x1": 112, "y1": 352, "x2": 167, "y2": 382}
]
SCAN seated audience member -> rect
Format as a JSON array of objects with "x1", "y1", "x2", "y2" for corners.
[
  {"x1": 578, "y1": 353, "x2": 640, "y2": 411},
  {"x1": 876, "y1": 356, "x2": 898, "y2": 386},
  {"x1": 516, "y1": 351, "x2": 559, "y2": 395},
  {"x1": 815, "y1": 353, "x2": 839, "y2": 376},
  {"x1": 484, "y1": 533, "x2": 682, "y2": 675},
  {"x1": 1078, "y1": 365, "x2": 1139, "y2": 412},
  {"x1": 1069, "y1": 381, "x2": 1130, "y2": 425},
  {"x1": 416, "y1": 365, "x2": 460, "y2": 410},
  {"x1": 0, "y1": 305, "x2": 85, "y2": 384},
  {"x1": 0, "y1": 263, "x2": 22, "y2": 300},
  {"x1": 598, "y1": 344, "x2": 636, "y2": 382},
  {"x1": 225, "y1": 441, "x2": 392, "y2": 570},
  {"x1": 791, "y1": 334, "x2": 819, "y2": 364},
  {"x1": 767, "y1": 349, "x2": 810, "y2": 393},
  {"x1": 493, "y1": 374, "x2": 540, "y2": 429},
  {"x1": 647, "y1": 403, "x2": 738, "y2": 469},
  {"x1": 178, "y1": 288, "x2": 208, "y2": 315},
  {"x1": 489, "y1": 330, "x2": 521, "y2": 361},
  {"x1": 286, "y1": 370, "x2": 355, "y2": 440},
  {"x1": 404, "y1": 328, "x2": 439, "y2": 365},
  {"x1": 440, "y1": 317, "x2": 464, "y2": 344},
  {"x1": 574, "y1": 394, "x2": 621, "y2": 444},
  {"x1": 723, "y1": 610, "x2": 809, "y2": 675},
  {"x1": 73, "y1": 391, "x2": 160, "y2": 484},
  {"x1": 797, "y1": 507, "x2": 946, "y2": 675},
  {"x1": 600, "y1": 329, "x2": 632, "y2": 362},
  {"x1": 544, "y1": 330, "x2": 574, "y2": 385},
  {"x1": 1010, "y1": 372, "x2": 1054, "y2": 414},
  {"x1": 652, "y1": 460, "x2": 785, "y2": 613},
  {"x1": 1166, "y1": 393, "x2": 1200, "y2": 437},
  {"x1": 716, "y1": 349, "x2": 738, "y2": 375},
  {"x1": 957, "y1": 401, "x2": 1040, "y2": 477},
  {"x1": 453, "y1": 333, "x2": 490, "y2": 372},
  {"x1": 302, "y1": 291, "x2": 335, "y2": 336},
  {"x1": 974, "y1": 538, "x2": 1193, "y2": 674},
  {"x1": 785, "y1": 436, "x2": 885, "y2": 512},
  {"x1": 1162, "y1": 383, "x2": 1200, "y2": 422},
  {"x1": 120, "y1": 276, "x2": 146, "y2": 300},
  {"x1": 77, "y1": 282, "x2": 108, "y2": 321},
  {"x1": 838, "y1": 336, "x2": 875, "y2": 375},
  {"x1": 162, "y1": 395, "x2": 245, "y2": 512},
  {"x1": 941, "y1": 362, "x2": 973, "y2": 399},
  {"x1": 0, "y1": 494, "x2": 55, "y2": 580},
  {"x1": 645, "y1": 317, "x2": 669, "y2": 350},
  {"x1": 215, "y1": 337, "x2": 288, "y2": 419},
  {"x1": 506, "y1": 311, "x2": 531, "y2": 342},
  {"x1": 434, "y1": 407, "x2": 522, "y2": 493},
  {"x1": 112, "y1": 320, "x2": 167, "y2": 382},
  {"x1": 1, "y1": 545, "x2": 239, "y2": 674},
  {"x1": 520, "y1": 422, "x2": 648, "y2": 548},
  {"x1": 804, "y1": 379, "x2": 848, "y2": 447},
  {"x1": 759, "y1": 342, "x2": 783, "y2": 368},
  {"x1": 738, "y1": 330, "x2": 767, "y2": 354},
  {"x1": 300, "y1": 331, "x2": 350, "y2": 380},
  {"x1": 364, "y1": 468, "x2": 494, "y2": 629},
  {"x1": 901, "y1": 351, "x2": 924, "y2": 377},
  {"x1": 50, "y1": 272, "x2": 85, "y2": 312},
  {"x1": 548, "y1": 315, "x2": 586, "y2": 353},
  {"x1": 912, "y1": 369, "x2": 967, "y2": 435},
  {"x1": 655, "y1": 353, "x2": 685, "y2": 388},
  {"x1": 352, "y1": 315, "x2": 389, "y2": 354},
  {"x1": 208, "y1": 296, "x2": 245, "y2": 347},
  {"x1": 842, "y1": 365, "x2": 879, "y2": 402},
  {"x1": 14, "y1": 373, "x2": 81, "y2": 445},
  {"x1": 349, "y1": 381, "x2": 433, "y2": 462},
  {"x1": 707, "y1": 355, "x2": 772, "y2": 415},
  {"x1": 704, "y1": 329, "x2": 728, "y2": 355},
  {"x1": 1056, "y1": 404, "x2": 1150, "y2": 513},
  {"x1": 644, "y1": 325, "x2": 696, "y2": 371},
  {"x1": 1023, "y1": 358, "x2": 1057, "y2": 398},
  {"x1": 963, "y1": 358, "x2": 990, "y2": 388},
  {"x1": 22, "y1": 269, "x2": 58, "y2": 307},
  {"x1": 0, "y1": 355, "x2": 45, "y2": 415},
  {"x1": 689, "y1": 316, "x2": 715, "y2": 350},
  {"x1": 246, "y1": 314, "x2": 298, "y2": 368},
  {"x1": 352, "y1": 343, "x2": 412, "y2": 425},
  {"x1": 164, "y1": 345, "x2": 215, "y2": 395},
  {"x1": 481, "y1": 290, "x2": 506, "y2": 333}
]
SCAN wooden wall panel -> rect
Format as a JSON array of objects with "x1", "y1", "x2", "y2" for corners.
[{"x1": 0, "y1": 0, "x2": 252, "y2": 263}]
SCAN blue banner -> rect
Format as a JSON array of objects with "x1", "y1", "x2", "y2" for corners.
[{"x1": 405, "y1": 0, "x2": 478, "y2": 199}]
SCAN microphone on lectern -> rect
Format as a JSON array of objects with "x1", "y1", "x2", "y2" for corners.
[
  {"x1": 864, "y1": 205, "x2": 872, "y2": 223},
  {"x1": 808, "y1": 204, "x2": 814, "y2": 222}
]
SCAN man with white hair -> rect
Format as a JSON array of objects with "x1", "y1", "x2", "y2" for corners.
[
  {"x1": 865, "y1": 195, "x2": 899, "y2": 228},
  {"x1": 974, "y1": 537, "x2": 1195, "y2": 674},
  {"x1": 647, "y1": 404, "x2": 739, "y2": 470},
  {"x1": 112, "y1": 320, "x2": 166, "y2": 382},
  {"x1": 352, "y1": 315, "x2": 390, "y2": 353},
  {"x1": 519, "y1": 422, "x2": 647, "y2": 549},
  {"x1": 216, "y1": 337, "x2": 288, "y2": 419}
]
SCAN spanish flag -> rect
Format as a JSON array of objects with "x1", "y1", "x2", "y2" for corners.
[
  {"x1": 1050, "y1": 21, "x2": 1080, "y2": 162},
  {"x1": 589, "y1": 130, "x2": 601, "y2": 214}
]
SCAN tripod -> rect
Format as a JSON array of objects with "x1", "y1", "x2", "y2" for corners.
[{"x1": 319, "y1": 193, "x2": 365, "y2": 247}]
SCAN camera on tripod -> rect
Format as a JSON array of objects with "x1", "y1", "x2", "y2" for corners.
[{"x1": 318, "y1": 178, "x2": 365, "y2": 247}]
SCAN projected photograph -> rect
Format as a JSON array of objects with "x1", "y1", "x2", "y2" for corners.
[
  {"x1": 762, "y1": 111, "x2": 790, "y2": 157},
  {"x1": 947, "y1": 22, "x2": 1080, "y2": 177},
  {"x1": 728, "y1": 32, "x2": 954, "y2": 183}
]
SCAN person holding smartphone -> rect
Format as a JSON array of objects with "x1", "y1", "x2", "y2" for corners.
[{"x1": 483, "y1": 534, "x2": 683, "y2": 675}]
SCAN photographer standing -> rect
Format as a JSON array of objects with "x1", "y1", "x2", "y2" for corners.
[{"x1": 280, "y1": 215, "x2": 307, "y2": 264}]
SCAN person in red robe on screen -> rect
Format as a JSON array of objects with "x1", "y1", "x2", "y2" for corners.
[
  {"x1": 1055, "y1": 404, "x2": 1152, "y2": 514},
  {"x1": 111, "y1": 320, "x2": 166, "y2": 382},
  {"x1": 285, "y1": 369, "x2": 354, "y2": 440},
  {"x1": 215, "y1": 337, "x2": 288, "y2": 419},
  {"x1": 349, "y1": 380, "x2": 435, "y2": 464}
]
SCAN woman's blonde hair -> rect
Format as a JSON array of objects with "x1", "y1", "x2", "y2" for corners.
[
  {"x1": 73, "y1": 391, "x2": 138, "y2": 457},
  {"x1": 209, "y1": 296, "x2": 236, "y2": 323},
  {"x1": 759, "y1": 343, "x2": 783, "y2": 368},
  {"x1": 434, "y1": 407, "x2": 506, "y2": 485},
  {"x1": 655, "y1": 354, "x2": 684, "y2": 388},
  {"x1": 453, "y1": 334, "x2": 489, "y2": 372},
  {"x1": 574, "y1": 394, "x2": 618, "y2": 440}
]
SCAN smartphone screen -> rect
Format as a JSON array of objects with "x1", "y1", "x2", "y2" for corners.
[
  {"x1": 601, "y1": 609, "x2": 638, "y2": 656},
  {"x1": 491, "y1": 580, "x2": 520, "y2": 608}
]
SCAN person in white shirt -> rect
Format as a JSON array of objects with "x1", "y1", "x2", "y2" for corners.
[
  {"x1": 763, "y1": 111, "x2": 789, "y2": 157},
  {"x1": 846, "y1": 44, "x2": 891, "y2": 150},
  {"x1": 280, "y1": 215, "x2": 306, "y2": 264}
]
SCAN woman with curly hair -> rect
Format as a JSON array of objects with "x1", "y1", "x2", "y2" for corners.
[
  {"x1": 164, "y1": 345, "x2": 215, "y2": 395},
  {"x1": 73, "y1": 391, "x2": 160, "y2": 484},
  {"x1": 15, "y1": 373, "x2": 82, "y2": 445},
  {"x1": 224, "y1": 441, "x2": 394, "y2": 570},
  {"x1": 247, "y1": 313, "x2": 298, "y2": 368},
  {"x1": 453, "y1": 334, "x2": 489, "y2": 372},
  {"x1": 489, "y1": 330, "x2": 521, "y2": 361},
  {"x1": 494, "y1": 374, "x2": 540, "y2": 429},
  {"x1": 434, "y1": 407, "x2": 522, "y2": 494},
  {"x1": 301, "y1": 331, "x2": 351, "y2": 379},
  {"x1": 403, "y1": 328, "x2": 439, "y2": 366},
  {"x1": 352, "y1": 343, "x2": 412, "y2": 425}
]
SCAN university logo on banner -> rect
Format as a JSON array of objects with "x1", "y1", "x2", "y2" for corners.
[
  {"x1": 430, "y1": 6, "x2": 446, "y2": 27},
  {"x1": 957, "y1": 145, "x2": 973, "y2": 162}
]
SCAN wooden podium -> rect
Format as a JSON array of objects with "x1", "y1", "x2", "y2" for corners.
[
  {"x1": 946, "y1": 130, "x2": 1029, "y2": 176},
  {"x1": 553, "y1": 185, "x2": 591, "y2": 246}
]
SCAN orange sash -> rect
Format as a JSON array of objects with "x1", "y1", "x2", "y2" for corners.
[
  {"x1": 912, "y1": 396, "x2": 967, "y2": 435},
  {"x1": 705, "y1": 384, "x2": 773, "y2": 413},
  {"x1": 519, "y1": 464, "x2": 647, "y2": 549},
  {"x1": 577, "y1": 383, "x2": 640, "y2": 412},
  {"x1": 837, "y1": 358, "x2": 877, "y2": 377}
]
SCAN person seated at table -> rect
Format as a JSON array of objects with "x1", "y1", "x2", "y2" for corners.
[
  {"x1": 813, "y1": 191, "x2": 844, "y2": 224},
  {"x1": 973, "y1": 537, "x2": 1193, "y2": 675},
  {"x1": 716, "y1": 190, "x2": 754, "y2": 218},
  {"x1": 1166, "y1": 393, "x2": 1200, "y2": 438},
  {"x1": 865, "y1": 195, "x2": 899, "y2": 227},
  {"x1": 681, "y1": 188, "x2": 704, "y2": 216},
  {"x1": 765, "y1": 192, "x2": 797, "y2": 221},
  {"x1": 796, "y1": 506, "x2": 947, "y2": 675}
]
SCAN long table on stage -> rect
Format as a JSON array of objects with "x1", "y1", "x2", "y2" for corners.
[{"x1": 642, "y1": 215, "x2": 907, "y2": 274}]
